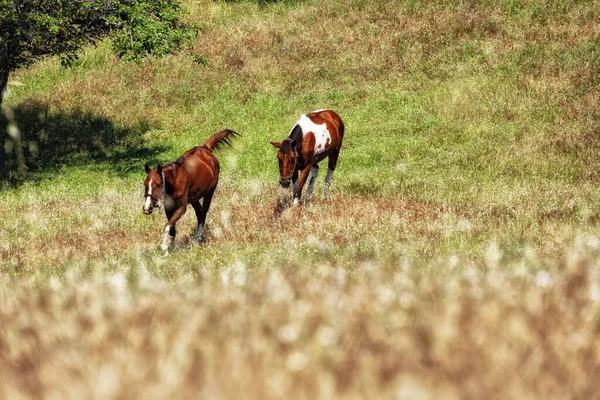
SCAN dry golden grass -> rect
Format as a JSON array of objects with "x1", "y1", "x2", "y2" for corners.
[
  {"x1": 2, "y1": 237, "x2": 600, "y2": 399},
  {"x1": 1, "y1": 186, "x2": 440, "y2": 269},
  {"x1": 2, "y1": 182, "x2": 591, "y2": 272}
]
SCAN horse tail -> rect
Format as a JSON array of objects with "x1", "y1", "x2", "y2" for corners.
[{"x1": 202, "y1": 129, "x2": 240, "y2": 153}]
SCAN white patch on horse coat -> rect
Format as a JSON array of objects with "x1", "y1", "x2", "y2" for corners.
[
  {"x1": 295, "y1": 114, "x2": 331, "y2": 157},
  {"x1": 144, "y1": 179, "x2": 154, "y2": 210}
]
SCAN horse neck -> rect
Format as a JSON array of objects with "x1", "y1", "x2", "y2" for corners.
[
  {"x1": 162, "y1": 164, "x2": 178, "y2": 194},
  {"x1": 288, "y1": 124, "x2": 304, "y2": 150},
  {"x1": 287, "y1": 124, "x2": 307, "y2": 168}
]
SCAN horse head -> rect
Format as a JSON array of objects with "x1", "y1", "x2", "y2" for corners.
[
  {"x1": 143, "y1": 163, "x2": 164, "y2": 214},
  {"x1": 271, "y1": 138, "x2": 298, "y2": 188}
]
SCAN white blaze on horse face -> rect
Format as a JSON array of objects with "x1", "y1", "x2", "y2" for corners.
[
  {"x1": 144, "y1": 179, "x2": 154, "y2": 211},
  {"x1": 296, "y1": 114, "x2": 331, "y2": 157}
]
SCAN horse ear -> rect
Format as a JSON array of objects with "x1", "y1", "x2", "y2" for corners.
[
  {"x1": 156, "y1": 164, "x2": 162, "y2": 173},
  {"x1": 144, "y1": 163, "x2": 150, "y2": 174},
  {"x1": 270, "y1": 141, "x2": 281, "y2": 149}
]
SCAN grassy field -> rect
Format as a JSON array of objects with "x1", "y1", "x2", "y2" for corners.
[{"x1": 2, "y1": 0, "x2": 600, "y2": 398}]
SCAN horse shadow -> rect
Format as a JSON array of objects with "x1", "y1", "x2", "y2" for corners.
[
  {"x1": 178, "y1": 224, "x2": 213, "y2": 250},
  {"x1": 0, "y1": 100, "x2": 167, "y2": 184}
]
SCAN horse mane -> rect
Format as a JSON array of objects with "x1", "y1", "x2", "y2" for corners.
[
  {"x1": 281, "y1": 138, "x2": 295, "y2": 155},
  {"x1": 289, "y1": 124, "x2": 303, "y2": 144},
  {"x1": 282, "y1": 124, "x2": 303, "y2": 155},
  {"x1": 201, "y1": 129, "x2": 240, "y2": 153}
]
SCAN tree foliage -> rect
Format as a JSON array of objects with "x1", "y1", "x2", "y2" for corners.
[
  {"x1": 0, "y1": 0, "x2": 200, "y2": 103},
  {"x1": 111, "y1": 0, "x2": 200, "y2": 63}
]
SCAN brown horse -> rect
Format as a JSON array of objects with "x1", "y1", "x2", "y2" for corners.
[
  {"x1": 271, "y1": 109, "x2": 344, "y2": 205},
  {"x1": 143, "y1": 129, "x2": 238, "y2": 254}
]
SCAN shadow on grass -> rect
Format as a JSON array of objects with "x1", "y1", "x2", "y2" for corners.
[{"x1": 1, "y1": 100, "x2": 167, "y2": 185}]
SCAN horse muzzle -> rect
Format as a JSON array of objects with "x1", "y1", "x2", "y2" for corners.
[{"x1": 279, "y1": 179, "x2": 291, "y2": 189}]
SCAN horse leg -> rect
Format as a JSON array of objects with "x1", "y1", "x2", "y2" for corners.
[
  {"x1": 293, "y1": 165, "x2": 312, "y2": 206},
  {"x1": 324, "y1": 151, "x2": 340, "y2": 199},
  {"x1": 191, "y1": 201, "x2": 203, "y2": 243},
  {"x1": 162, "y1": 206, "x2": 186, "y2": 254},
  {"x1": 305, "y1": 165, "x2": 319, "y2": 201},
  {"x1": 192, "y1": 188, "x2": 215, "y2": 244},
  {"x1": 290, "y1": 170, "x2": 299, "y2": 205}
]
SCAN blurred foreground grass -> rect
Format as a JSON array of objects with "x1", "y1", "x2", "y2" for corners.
[{"x1": 2, "y1": 236, "x2": 600, "y2": 399}]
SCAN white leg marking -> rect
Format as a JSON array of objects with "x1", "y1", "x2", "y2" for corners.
[
  {"x1": 292, "y1": 180, "x2": 301, "y2": 205},
  {"x1": 161, "y1": 225, "x2": 171, "y2": 252},
  {"x1": 196, "y1": 223, "x2": 204, "y2": 244},
  {"x1": 306, "y1": 166, "x2": 319, "y2": 200},
  {"x1": 323, "y1": 169, "x2": 334, "y2": 198}
]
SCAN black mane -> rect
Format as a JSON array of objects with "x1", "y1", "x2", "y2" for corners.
[
  {"x1": 282, "y1": 123, "x2": 303, "y2": 155},
  {"x1": 288, "y1": 123, "x2": 303, "y2": 145}
]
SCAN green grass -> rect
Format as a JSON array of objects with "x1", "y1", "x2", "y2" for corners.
[{"x1": 2, "y1": 0, "x2": 599, "y2": 263}]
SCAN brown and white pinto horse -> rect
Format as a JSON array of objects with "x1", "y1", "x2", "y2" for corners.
[
  {"x1": 143, "y1": 129, "x2": 238, "y2": 254},
  {"x1": 271, "y1": 109, "x2": 344, "y2": 205}
]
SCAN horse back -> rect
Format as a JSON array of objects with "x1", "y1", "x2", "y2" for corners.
[
  {"x1": 308, "y1": 110, "x2": 344, "y2": 149},
  {"x1": 296, "y1": 110, "x2": 343, "y2": 165},
  {"x1": 175, "y1": 146, "x2": 220, "y2": 202}
]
